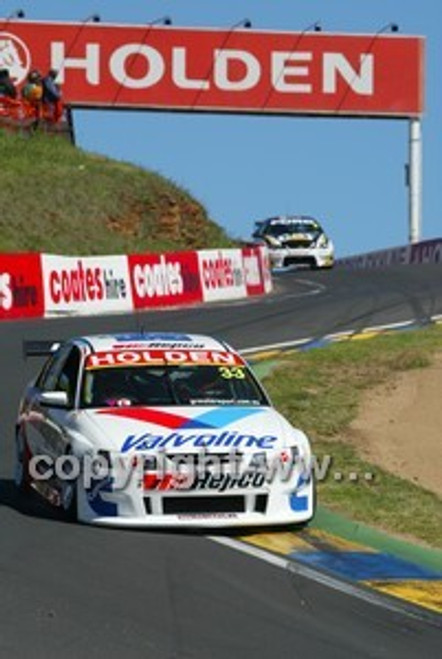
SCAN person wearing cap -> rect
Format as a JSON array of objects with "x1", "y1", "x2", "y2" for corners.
[
  {"x1": 21, "y1": 70, "x2": 44, "y2": 122},
  {"x1": 22, "y1": 70, "x2": 43, "y2": 102}
]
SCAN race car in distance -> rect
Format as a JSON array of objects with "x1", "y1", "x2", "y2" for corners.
[
  {"x1": 15, "y1": 332, "x2": 315, "y2": 528},
  {"x1": 252, "y1": 215, "x2": 334, "y2": 269}
]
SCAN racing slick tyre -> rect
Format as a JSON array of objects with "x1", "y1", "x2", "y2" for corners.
[
  {"x1": 14, "y1": 428, "x2": 31, "y2": 492},
  {"x1": 60, "y1": 448, "x2": 78, "y2": 522}
]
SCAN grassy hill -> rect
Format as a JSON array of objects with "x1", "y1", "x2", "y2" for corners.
[{"x1": 0, "y1": 131, "x2": 235, "y2": 255}]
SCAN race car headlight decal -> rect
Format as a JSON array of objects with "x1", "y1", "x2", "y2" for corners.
[
  {"x1": 265, "y1": 235, "x2": 281, "y2": 247},
  {"x1": 249, "y1": 452, "x2": 268, "y2": 471},
  {"x1": 143, "y1": 455, "x2": 158, "y2": 471},
  {"x1": 316, "y1": 234, "x2": 329, "y2": 249}
]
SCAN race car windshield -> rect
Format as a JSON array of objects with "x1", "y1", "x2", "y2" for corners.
[
  {"x1": 81, "y1": 364, "x2": 269, "y2": 408},
  {"x1": 265, "y1": 222, "x2": 320, "y2": 237}
]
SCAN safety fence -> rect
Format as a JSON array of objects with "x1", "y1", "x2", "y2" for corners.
[
  {"x1": 0, "y1": 246, "x2": 272, "y2": 321},
  {"x1": 0, "y1": 95, "x2": 74, "y2": 141},
  {"x1": 0, "y1": 94, "x2": 62, "y2": 122}
]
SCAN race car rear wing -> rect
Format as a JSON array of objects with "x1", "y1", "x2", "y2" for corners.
[{"x1": 22, "y1": 340, "x2": 62, "y2": 358}]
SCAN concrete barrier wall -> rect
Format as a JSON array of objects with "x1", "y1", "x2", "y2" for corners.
[
  {"x1": 0, "y1": 246, "x2": 272, "y2": 321},
  {"x1": 336, "y1": 238, "x2": 442, "y2": 270}
]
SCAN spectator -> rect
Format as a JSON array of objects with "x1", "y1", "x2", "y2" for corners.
[
  {"x1": 42, "y1": 69, "x2": 63, "y2": 122},
  {"x1": 0, "y1": 68, "x2": 17, "y2": 98},
  {"x1": 21, "y1": 69, "x2": 43, "y2": 120}
]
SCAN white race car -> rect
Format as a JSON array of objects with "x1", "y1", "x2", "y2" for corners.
[
  {"x1": 253, "y1": 215, "x2": 334, "y2": 269},
  {"x1": 15, "y1": 332, "x2": 315, "y2": 528}
]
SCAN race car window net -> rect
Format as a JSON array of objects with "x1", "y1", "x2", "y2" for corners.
[{"x1": 80, "y1": 365, "x2": 269, "y2": 408}]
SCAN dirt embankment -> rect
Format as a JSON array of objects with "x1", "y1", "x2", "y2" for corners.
[{"x1": 347, "y1": 355, "x2": 442, "y2": 497}]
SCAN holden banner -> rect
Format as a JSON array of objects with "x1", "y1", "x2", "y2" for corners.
[{"x1": 0, "y1": 20, "x2": 424, "y2": 117}]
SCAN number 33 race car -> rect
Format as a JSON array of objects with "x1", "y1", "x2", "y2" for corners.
[{"x1": 15, "y1": 332, "x2": 315, "y2": 528}]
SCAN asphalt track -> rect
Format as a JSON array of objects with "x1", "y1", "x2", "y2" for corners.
[{"x1": 1, "y1": 264, "x2": 442, "y2": 658}]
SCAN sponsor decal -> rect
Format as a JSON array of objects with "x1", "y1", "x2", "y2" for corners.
[
  {"x1": 111, "y1": 342, "x2": 207, "y2": 350},
  {"x1": 4, "y1": 23, "x2": 424, "y2": 116},
  {"x1": 97, "y1": 406, "x2": 261, "y2": 430},
  {"x1": 86, "y1": 349, "x2": 244, "y2": 368},
  {"x1": 112, "y1": 332, "x2": 195, "y2": 343},
  {"x1": 145, "y1": 471, "x2": 265, "y2": 492},
  {"x1": 121, "y1": 430, "x2": 277, "y2": 451},
  {"x1": 190, "y1": 471, "x2": 265, "y2": 491}
]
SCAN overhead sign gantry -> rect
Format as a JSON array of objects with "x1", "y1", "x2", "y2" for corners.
[{"x1": 0, "y1": 19, "x2": 425, "y2": 241}]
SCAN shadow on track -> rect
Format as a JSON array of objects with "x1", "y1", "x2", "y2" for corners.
[
  {"x1": 0, "y1": 477, "x2": 306, "y2": 540},
  {"x1": 0, "y1": 477, "x2": 63, "y2": 522}
]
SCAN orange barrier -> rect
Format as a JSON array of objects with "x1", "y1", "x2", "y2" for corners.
[{"x1": 0, "y1": 95, "x2": 65, "y2": 124}]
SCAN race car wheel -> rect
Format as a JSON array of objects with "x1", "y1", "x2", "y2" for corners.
[
  {"x1": 14, "y1": 429, "x2": 31, "y2": 491},
  {"x1": 60, "y1": 449, "x2": 78, "y2": 522}
]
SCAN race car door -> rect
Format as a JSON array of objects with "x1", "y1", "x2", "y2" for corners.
[{"x1": 24, "y1": 344, "x2": 82, "y2": 463}]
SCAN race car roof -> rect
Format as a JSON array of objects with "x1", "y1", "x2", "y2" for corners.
[
  {"x1": 267, "y1": 215, "x2": 318, "y2": 225},
  {"x1": 80, "y1": 332, "x2": 233, "y2": 354}
]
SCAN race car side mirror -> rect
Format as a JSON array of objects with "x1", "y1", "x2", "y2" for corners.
[{"x1": 39, "y1": 391, "x2": 69, "y2": 408}]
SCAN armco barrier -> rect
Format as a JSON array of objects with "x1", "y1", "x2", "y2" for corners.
[
  {"x1": 0, "y1": 246, "x2": 272, "y2": 321},
  {"x1": 336, "y1": 237, "x2": 442, "y2": 270}
]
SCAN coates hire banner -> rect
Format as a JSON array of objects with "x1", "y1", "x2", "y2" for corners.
[
  {"x1": 242, "y1": 245, "x2": 272, "y2": 296},
  {"x1": 128, "y1": 251, "x2": 203, "y2": 310},
  {"x1": 198, "y1": 249, "x2": 247, "y2": 302},
  {"x1": 0, "y1": 253, "x2": 44, "y2": 320},
  {"x1": 0, "y1": 21, "x2": 424, "y2": 117},
  {"x1": 41, "y1": 254, "x2": 133, "y2": 316}
]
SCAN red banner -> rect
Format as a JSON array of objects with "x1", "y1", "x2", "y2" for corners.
[
  {"x1": 128, "y1": 251, "x2": 202, "y2": 310},
  {"x1": 0, "y1": 253, "x2": 44, "y2": 319},
  {"x1": 1, "y1": 21, "x2": 424, "y2": 117},
  {"x1": 86, "y1": 349, "x2": 243, "y2": 368}
]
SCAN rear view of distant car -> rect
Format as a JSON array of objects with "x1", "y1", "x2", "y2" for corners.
[{"x1": 252, "y1": 215, "x2": 334, "y2": 270}]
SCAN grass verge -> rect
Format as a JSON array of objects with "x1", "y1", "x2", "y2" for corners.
[
  {"x1": 261, "y1": 325, "x2": 442, "y2": 549},
  {"x1": 0, "y1": 130, "x2": 235, "y2": 254}
]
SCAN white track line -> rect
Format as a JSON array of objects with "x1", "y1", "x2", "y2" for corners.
[
  {"x1": 240, "y1": 316, "x2": 433, "y2": 356},
  {"x1": 210, "y1": 536, "x2": 439, "y2": 624}
]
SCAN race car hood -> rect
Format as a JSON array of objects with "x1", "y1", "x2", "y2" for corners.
[
  {"x1": 264, "y1": 233, "x2": 316, "y2": 248},
  {"x1": 74, "y1": 405, "x2": 302, "y2": 454}
]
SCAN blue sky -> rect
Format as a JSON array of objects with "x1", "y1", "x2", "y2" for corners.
[{"x1": 4, "y1": 1, "x2": 441, "y2": 256}]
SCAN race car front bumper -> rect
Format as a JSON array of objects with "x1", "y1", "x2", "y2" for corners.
[
  {"x1": 77, "y1": 469, "x2": 315, "y2": 528},
  {"x1": 269, "y1": 247, "x2": 334, "y2": 269}
]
